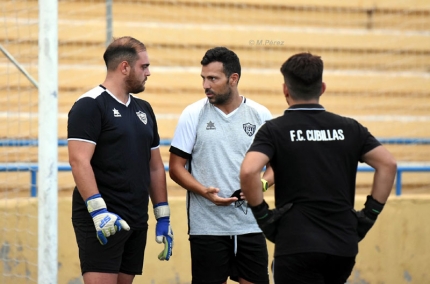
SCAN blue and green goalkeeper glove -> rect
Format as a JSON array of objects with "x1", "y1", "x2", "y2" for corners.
[
  {"x1": 86, "y1": 193, "x2": 130, "y2": 245},
  {"x1": 154, "y1": 202, "x2": 174, "y2": 261}
]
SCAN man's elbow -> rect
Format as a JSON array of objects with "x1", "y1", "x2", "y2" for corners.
[
  {"x1": 371, "y1": 150, "x2": 397, "y2": 177},
  {"x1": 168, "y1": 164, "x2": 181, "y2": 183},
  {"x1": 168, "y1": 168, "x2": 175, "y2": 181},
  {"x1": 239, "y1": 164, "x2": 254, "y2": 182},
  {"x1": 68, "y1": 156, "x2": 83, "y2": 169}
]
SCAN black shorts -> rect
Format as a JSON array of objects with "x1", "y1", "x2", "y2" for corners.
[
  {"x1": 273, "y1": 252, "x2": 356, "y2": 284},
  {"x1": 72, "y1": 222, "x2": 148, "y2": 275},
  {"x1": 189, "y1": 233, "x2": 269, "y2": 284}
]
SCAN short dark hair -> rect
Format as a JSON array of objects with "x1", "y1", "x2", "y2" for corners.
[
  {"x1": 103, "y1": 36, "x2": 147, "y2": 71},
  {"x1": 280, "y1": 52, "x2": 323, "y2": 100},
  {"x1": 201, "y1": 47, "x2": 241, "y2": 80}
]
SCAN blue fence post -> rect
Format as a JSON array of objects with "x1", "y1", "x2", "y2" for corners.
[
  {"x1": 396, "y1": 169, "x2": 402, "y2": 196},
  {"x1": 31, "y1": 169, "x2": 37, "y2": 197}
]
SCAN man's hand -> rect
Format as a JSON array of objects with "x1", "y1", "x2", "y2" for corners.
[
  {"x1": 250, "y1": 200, "x2": 292, "y2": 243},
  {"x1": 231, "y1": 179, "x2": 269, "y2": 201},
  {"x1": 355, "y1": 209, "x2": 376, "y2": 241},
  {"x1": 154, "y1": 202, "x2": 174, "y2": 261},
  {"x1": 354, "y1": 195, "x2": 385, "y2": 242},
  {"x1": 86, "y1": 194, "x2": 130, "y2": 245},
  {"x1": 204, "y1": 187, "x2": 238, "y2": 206}
]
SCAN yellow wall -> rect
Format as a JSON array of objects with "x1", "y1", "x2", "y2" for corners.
[{"x1": 0, "y1": 194, "x2": 429, "y2": 284}]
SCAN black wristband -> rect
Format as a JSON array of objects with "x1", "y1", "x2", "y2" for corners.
[{"x1": 363, "y1": 195, "x2": 385, "y2": 220}]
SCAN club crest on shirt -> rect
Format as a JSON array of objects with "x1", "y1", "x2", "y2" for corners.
[
  {"x1": 243, "y1": 123, "x2": 256, "y2": 136},
  {"x1": 136, "y1": 111, "x2": 147, "y2": 125}
]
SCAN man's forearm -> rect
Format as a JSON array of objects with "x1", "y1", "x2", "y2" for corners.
[
  {"x1": 241, "y1": 173, "x2": 264, "y2": 206},
  {"x1": 149, "y1": 165, "x2": 168, "y2": 204},
  {"x1": 170, "y1": 166, "x2": 207, "y2": 196},
  {"x1": 370, "y1": 166, "x2": 397, "y2": 203},
  {"x1": 71, "y1": 162, "x2": 99, "y2": 200}
]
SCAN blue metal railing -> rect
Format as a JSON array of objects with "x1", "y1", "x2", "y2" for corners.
[
  {"x1": 357, "y1": 164, "x2": 430, "y2": 196},
  {"x1": 0, "y1": 163, "x2": 169, "y2": 197},
  {"x1": 0, "y1": 138, "x2": 429, "y2": 147},
  {"x1": 1, "y1": 163, "x2": 426, "y2": 197},
  {"x1": 0, "y1": 139, "x2": 173, "y2": 147},
  {"x1": 0, "y1": 138, "x2": 429, "y2": 197}
]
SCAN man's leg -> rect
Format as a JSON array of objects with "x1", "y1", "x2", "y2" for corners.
[
  {"x1": 189, "y1": 235, "x2": 231, "y2": 284},
  {"x1": 235, "y1": 233, "x2": 269, "y2": 284},
  {"x1": 273, "y1": 253, "x2": 325, "y2": 284},
  {"x1": 119, "y1": 228, "x2": 148, "y2": 277},
  {"x1": 82, "y1": 272, "x2": 135, "y2": 284},
  {"x1": 83, "y1": 272, "x2": 117, "y2": 284},
  {"x1": 323, "y1": 254, "x2": 355, "y2": 284},
  {"x1": 73, "y1": 222, "x2": 133, "y2": 283},
  {"x1": 118, "y1": 272, "x2": 135, "y2": 284}
]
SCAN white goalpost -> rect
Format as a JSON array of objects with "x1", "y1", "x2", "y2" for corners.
[
  {"x1": 0, "y1": 0, "x2": 59, "y2": 282},
  {"x1": 38, "y1": 0, "x2": 58, "y2": 283}
]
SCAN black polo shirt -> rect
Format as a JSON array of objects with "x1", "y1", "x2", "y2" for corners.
[
  {"x1": 248, "y1": 104, "x2": 381, "y2": 257},
  {"x1": 68, "y1": 85, "x2": 160, "y2": 229}
]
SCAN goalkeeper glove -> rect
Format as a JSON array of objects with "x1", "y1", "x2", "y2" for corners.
[
  {"x1": 154, "y1": 202, "x2": 173, "y2": 261},
  {"x1": 355, "y1": 195, "x2": 385, "y2": 242},
  {"x1": 250, "y1": 200, "x2": 292, "y2": 243},
  {"x1": 86, "y1": 193, "x2": 130, "y2": 245}
]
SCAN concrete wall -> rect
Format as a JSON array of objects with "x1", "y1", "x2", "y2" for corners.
[{"x1": 0, "y1": 194, "x2": 429, "y2": 284}]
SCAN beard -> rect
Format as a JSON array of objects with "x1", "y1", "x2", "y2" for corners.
[
  {"x1": 125, "y1": 71, "x2": 145, "y2": 94},
  {"x1": 206, "y1": 86, "x2": 232, "y2": 105}
]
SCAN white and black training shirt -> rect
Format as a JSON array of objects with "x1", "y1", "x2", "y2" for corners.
[{"x1": 170, "y1": 96, "x2": 272, "y2": 235}]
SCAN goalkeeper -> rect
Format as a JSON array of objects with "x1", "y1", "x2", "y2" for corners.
[
  {"x1": 68, "y1": 36, "x2": 173, "y2": 284},
  {"x1": 240, "y1": 52, "x2": 397, "y2": 284}
]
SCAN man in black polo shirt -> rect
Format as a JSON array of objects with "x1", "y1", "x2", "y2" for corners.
[
  {"x1": 68, "y1": 36, "x2": 173, "y2": 284},
  {"x1": 240, "y1": 52, "x2": 397, "y2": 283}
]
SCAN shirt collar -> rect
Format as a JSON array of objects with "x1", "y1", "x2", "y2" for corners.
[{"x1": 285, "y1": 104, "x2": 325, "y2": 113}]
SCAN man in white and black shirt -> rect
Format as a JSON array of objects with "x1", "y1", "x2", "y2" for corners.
[{"x1": 169, "y1": 47, "x2": 272, "y2": 284}]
